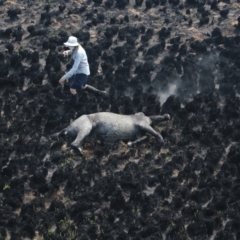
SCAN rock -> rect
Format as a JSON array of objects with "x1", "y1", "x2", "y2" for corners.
[{"x1": 40, "y1": 136, "x2": 48, "y2": 145}]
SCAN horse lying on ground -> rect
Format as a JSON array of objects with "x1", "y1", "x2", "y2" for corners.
[{"x1": 50, "y1": 112, "x2": 170, "y2": 154}]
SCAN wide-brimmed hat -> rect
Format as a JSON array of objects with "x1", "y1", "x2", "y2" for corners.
[{"x1": 64, "y1": 36, "x2": 79, "y2": 46}]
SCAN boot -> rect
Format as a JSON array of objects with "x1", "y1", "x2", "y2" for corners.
[
  {"x1": 84, "y1": 84, "x2": 108, "y2": 98},
  {"x1": 71, "y1": 94, "x2": 79, "y2": 106}
]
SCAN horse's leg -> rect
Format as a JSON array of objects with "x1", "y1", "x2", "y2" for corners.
[
  {"x1": 127, "y1": 136, "x2": 148, "y2": 147},
  {"x1": 71, "y1": 121, "x2": 92, "y2": 154},
  {"x1": 50, "y1": 128, "x2": 67, "y2": 139},
  {"x1": 139, "y1": 124, "x2": 164, "y2": 142},
  {"x1": 149, "y1": 114, "x2": 171, "y2": 124}
]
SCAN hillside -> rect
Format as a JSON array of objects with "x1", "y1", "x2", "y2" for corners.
[{"x1": 1, "y1": 0, "x2": 240, "y2": 239}]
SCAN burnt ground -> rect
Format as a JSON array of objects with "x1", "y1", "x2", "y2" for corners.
[{"x1": 1, "y1": 0, "x2": 240, "y2": 239}]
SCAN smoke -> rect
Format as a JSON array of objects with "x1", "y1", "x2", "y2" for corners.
[
  {"x1": 157, "y1": 83, "x2": 177, "y2": 104},
  {"x1": 123, "y1": 54, "x2": 220, "y2": 105},
  {"x1": 151, "y1": 77, "x2": 181, "y2": 105},
  {"x1": 124, "y1": 86, "x2": 136, "y2": 98},
  {"x1": 124, "y1": 78, "x2": 180, "y2": 105}
]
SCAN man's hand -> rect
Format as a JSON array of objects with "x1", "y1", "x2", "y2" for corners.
[
  {"x1": 63, "y1": 51, "x2": 69, "y2": 57},
  {"x1": 59, "y1": 78, "x2": 65, "y2": 84}
]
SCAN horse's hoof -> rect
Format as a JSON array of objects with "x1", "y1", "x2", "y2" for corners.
[
  {"x1": 71, "y1": 144, "x2": 83, "y2": 155},
  {"x1": 101, "y1": 91, "x2": 109, "y2": 98},
  {"x1": 78, "y1": 147, "x2": 83, "y2": 155},
  {"x1": 164, "y1": 114, "x2": 170, "y2": 120}
]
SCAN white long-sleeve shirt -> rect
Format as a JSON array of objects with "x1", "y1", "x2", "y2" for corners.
[{"x1": 63, "y1": 44, "x2": 90, "y2": 79}]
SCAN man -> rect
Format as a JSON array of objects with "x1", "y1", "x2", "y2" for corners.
[{"x1": 59, "y1": 36, "x2": 107, "y2": 106}]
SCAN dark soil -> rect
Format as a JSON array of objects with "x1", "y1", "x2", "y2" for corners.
[{"x1": 1, "y1": 0, "x2": 240, "y2": 239}]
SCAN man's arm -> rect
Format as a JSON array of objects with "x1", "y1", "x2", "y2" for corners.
[{"x1": 63, "y1": 52, "x2": 83, "y2": 80}]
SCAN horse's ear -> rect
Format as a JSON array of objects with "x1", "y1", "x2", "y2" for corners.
[{"x1": 135, "y1": 112, "x2": 145, "y2": 116}]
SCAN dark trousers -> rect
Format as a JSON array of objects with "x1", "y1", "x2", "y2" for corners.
[{"x1": 70, "y1": 73, "x2": 88, "y2": 92}]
